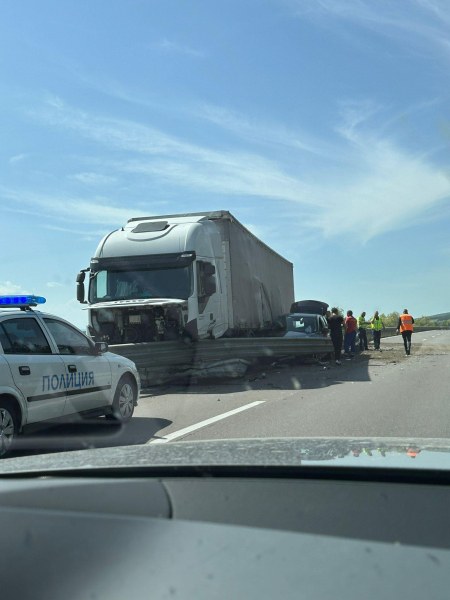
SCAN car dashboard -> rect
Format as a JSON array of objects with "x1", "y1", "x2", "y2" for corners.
[{"x1": 1, "y1": 465, "x2": 450, "y2": 599}]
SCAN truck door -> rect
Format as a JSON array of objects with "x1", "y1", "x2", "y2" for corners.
[{"x1": 196, "y1": 259, "x2": 227, "y2": 338}]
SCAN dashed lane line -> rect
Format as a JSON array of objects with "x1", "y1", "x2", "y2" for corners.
[{"x1": 148, "y1": 400, "x2": 266, "y2": 444}]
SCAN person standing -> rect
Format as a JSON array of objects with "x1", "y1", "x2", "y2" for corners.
[
  {"x1": 344, "y1": 310, "x2": 358, "y2": 357},
  {"x1": 370, "y1": 311, "x2": 385, "y2": 351},
  {"x1": 327, "y1": 307, "x2": 344, "y2": 365},
  {"x1": 397, "y1": 309, "x2": 414, "y2": 355},
  {"x1": 358, "y1": 311, "x2": 368, "y2": 351}
]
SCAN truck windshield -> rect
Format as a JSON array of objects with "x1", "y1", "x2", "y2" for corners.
[{"x1": 89, "y1": 266, "x2": 193, "y2": 303}]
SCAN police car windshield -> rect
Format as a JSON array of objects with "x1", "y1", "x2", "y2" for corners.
[
  {"x1": 89, "y1": 266, "x2": 193, "y2": 303},
  {"x1": 1, "y1": 2, "x2": 450, "y2": 477}
]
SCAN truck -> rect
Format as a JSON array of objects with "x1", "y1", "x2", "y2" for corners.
[{"x1": 76, "y1": 211, "x2": 294, "y2": 344}]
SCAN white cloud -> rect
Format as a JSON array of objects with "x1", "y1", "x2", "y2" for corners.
[
  {"x1": 195, "y1": 103, "x2": 331, "y2": 157},
  {"x1": 33, "y1": 97, "x2": 318, "y2": 205},
  {"x1": 46, "y1": 281, "x2": 64, "y2": 288},
  {"x1": 306, "y1": 117, "x2": 450, "y2": 241},
  {"x1": 156, "y1": 38, "x2": 204, "y2": 58},
  {"x1": 27, "y1": 95, "x2": 450, "y2": 242},
  {"x1": 0, "y1": 186, "x2": 143, "y2": 227},
  {"x1": 289, "y1": 0, "x2": 450, "y2": 61},
  {"x1": 0, "y1": 281, "x2": 27, "y2": 295},
  {"x1": 69, "y1": 172, "x2": 118, "y2": 185},
  {"x1": 8, "y1": 153, "x2": 27, "y2": 165}
]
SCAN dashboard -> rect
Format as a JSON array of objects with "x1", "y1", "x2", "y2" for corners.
[{"x1": 1, "y1": 469, "x2": 449, "y2": 599}]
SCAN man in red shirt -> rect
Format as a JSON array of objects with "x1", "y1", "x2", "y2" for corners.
[{"x1": 344, "y1": 310, "x2": 358, "y2": 357}]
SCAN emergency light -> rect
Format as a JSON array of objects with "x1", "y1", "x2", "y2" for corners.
[{"x1": 0, "y1": 295, "x2": 46, "y2": 308}]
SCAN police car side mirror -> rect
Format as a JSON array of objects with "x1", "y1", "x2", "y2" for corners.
[{"x1": 95, "y1": 341, "x2": 108, "y2": 354}]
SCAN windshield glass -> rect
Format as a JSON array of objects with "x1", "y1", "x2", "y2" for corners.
[
  {"x1": 89, "y1": 266, "x2": 193, "y2": 302},
  {"x1": 1, "y1": 0, "x2": 450, "y2": 477},
  {"x1": 286, "y1": 316, "x2": 318, "y2": 334}
]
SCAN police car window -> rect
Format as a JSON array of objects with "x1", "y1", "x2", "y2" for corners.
[
  {"x1": 0, "y1": 318, "x2": 52, "y2": 354},
  {"x1": 43, "y1": 319, "x2": 93, "y2": 355}
]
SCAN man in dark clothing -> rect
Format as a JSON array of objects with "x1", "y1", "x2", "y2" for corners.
[{"x1": 327, "y1": 307, "x2": 344, "y2": 365}]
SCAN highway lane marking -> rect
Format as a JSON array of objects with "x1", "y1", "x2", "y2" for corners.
[{"x1": 148, "y1": 400, "x2": 266, "y2": 444}]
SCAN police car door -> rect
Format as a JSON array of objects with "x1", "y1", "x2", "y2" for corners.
[
  {"x1": 41, "y1": 317, "x2": 112, "y2": 414},
  {"x1": 0, "y1": 315, "x2": 67, "y2": 423}
]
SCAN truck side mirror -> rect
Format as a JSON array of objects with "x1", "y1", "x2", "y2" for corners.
[
  {"x1": 76, "y1": 271, "x2": 87, "y2": 304},
  {"x1": 77, "y1": 283, "x2": 86, "y2": 303}
]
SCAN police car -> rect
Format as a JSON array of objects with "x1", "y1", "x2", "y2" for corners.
[{"x1": 0, "y1": 295, "x2": 140, "y2": 456}]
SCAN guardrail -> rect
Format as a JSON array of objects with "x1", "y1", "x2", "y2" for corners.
[
  {"x1": 110, "y1": 327, "x2": 449, "y2": 385},
  {"x1": 110, "y1": 336, "x2": 333, "y2": 385}
]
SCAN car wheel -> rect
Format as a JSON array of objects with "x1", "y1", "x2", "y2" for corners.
[
  {"x1": 0, "y1": 400, "x2": 19, "y2": 458},
  {"x1": 106, "y1": 375, "x2": 136, "y2": 423}
]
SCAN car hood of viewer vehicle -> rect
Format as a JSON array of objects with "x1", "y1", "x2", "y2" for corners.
[{"x1": 1, "y1": 437, "x2": 450, "y2": 475}]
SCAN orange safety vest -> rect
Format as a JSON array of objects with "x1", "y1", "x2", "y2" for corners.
[{"x1": 399, "y1": 314, "x2": 414, "y2": 333}]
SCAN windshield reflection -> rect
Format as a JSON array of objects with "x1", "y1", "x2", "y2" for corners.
[{"x1": 90, "y1": 266, "x2": 193, "y2": 303}]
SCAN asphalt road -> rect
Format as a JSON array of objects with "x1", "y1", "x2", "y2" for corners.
[
  {"x1": 10, "y1": 330, "x2": 450, "y2": 456},
  {"x1": 139, "y1": 329, "x2": 450, "y2": 442}
]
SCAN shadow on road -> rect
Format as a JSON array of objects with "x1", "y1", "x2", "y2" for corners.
[
  {"x1": 145, "y1": 353, "x2": 373, "y2": 396},
  {"x1": 11, "y1": 416, "x2": 172, "y2": 458}
]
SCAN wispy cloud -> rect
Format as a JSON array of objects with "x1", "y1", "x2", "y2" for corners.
[
  {"x1": 69, "y1": 172, "x2": 118, "y2": 185},
  {"x1": 0, "y1": 281, "x2": 27, "y2": 295},
  {"x1": 195, "y1": 103, "x2": 333, "y2": 157},
  {"x1": 0, "y1": 186, "x2": 144, "y2": 227},
  {"x1": 8, "y1": 153, "x2": 28, "y2": 165},
  {"x1": 155, "y1": 38, "x2": 204, "y2": 58},
  {"x1": 289, "y1": 0, "x2": 450, "y2": 60},
  {"x1": 46, "y1": 281, "x2": 64, "y2": 288},
  {"x1": 33, "y1": 96, "x2": 317, "y2": 205},
  {"x1": 27, "y1": 95, "x2": 450, "y2": 243},
  {"x1": 305, "y1": 101, "x2": 450, "y2": 240}
]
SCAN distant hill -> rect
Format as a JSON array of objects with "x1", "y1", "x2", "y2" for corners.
[{"x1": 428, "y1": 312, "x2": 450, "y2": 322}]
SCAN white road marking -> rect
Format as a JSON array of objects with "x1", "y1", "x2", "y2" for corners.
[{"x1": 148, "y1": 400, "x2": 266, "y2": 444}]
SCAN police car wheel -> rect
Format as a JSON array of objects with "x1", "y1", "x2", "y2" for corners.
[
  {"x1": 0, "y1": 400, "x2": 19, "y2": 458},
  {"x1": 107, "y1": 375, "x2": 136, "y2": 423}
]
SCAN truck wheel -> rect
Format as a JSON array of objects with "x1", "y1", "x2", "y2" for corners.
[
  {"x1": 106, "y1": 375, "x2": 136, "y2": 423},
  {"x1": 0, "y1": 399, "x2": 19, "y2": 457}
]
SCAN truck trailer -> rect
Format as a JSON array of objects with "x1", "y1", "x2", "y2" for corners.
[{"x1": 77, "y1": 211, "x2": 294, "y2": 344}]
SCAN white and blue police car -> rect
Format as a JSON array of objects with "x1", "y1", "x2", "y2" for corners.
[{"x1": 0, "y1": 295, "x2": 140, "y2": 456}]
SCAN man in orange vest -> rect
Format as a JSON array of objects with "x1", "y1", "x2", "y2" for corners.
[{"x1": 396, "y1": 309, "x2": 414, "y2": 355}]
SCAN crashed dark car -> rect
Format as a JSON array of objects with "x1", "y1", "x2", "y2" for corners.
[
  {"x1": 283, "y1": 313, "x2": 329, "y2": 339},
  {"x1": 281, "y1": 300, "x2": 330, "y2": 339}
]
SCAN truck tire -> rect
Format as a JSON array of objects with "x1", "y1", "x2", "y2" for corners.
[
  {"x1": 0, "y1": 399, "x2": 20, "y2": 458},
  {"x1": 106, "y1": 375, "x2": 136, "y2": 424}
]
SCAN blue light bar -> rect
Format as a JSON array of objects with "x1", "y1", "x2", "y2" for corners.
[{"x1": 0, "y1": 295, "x2": 46, "y2": 307}]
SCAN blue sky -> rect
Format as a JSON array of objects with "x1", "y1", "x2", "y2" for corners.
[{"x1": 1, "y1": 0, "x2": 449, "y2": 328}]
